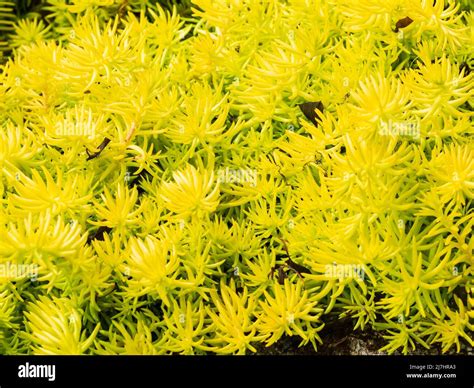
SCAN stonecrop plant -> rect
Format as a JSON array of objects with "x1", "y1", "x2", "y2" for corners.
[{"x1": 0, "y1": 0, "x2": 472, "y2": 355}]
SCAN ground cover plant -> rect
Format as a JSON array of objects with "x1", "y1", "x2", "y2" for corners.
[{"x1": 0, "y1": 0, "x2": 472, "y2": 355}]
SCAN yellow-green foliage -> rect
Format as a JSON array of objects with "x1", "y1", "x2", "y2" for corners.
[{"x1": 0, "y1": 0, "x2": 472, "y2": 355}]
